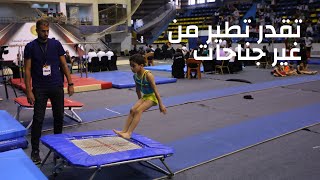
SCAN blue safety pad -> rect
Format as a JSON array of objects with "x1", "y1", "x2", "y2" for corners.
[
  {"x1": 164, "y1": 102, "x2": 320, "y2": 172},
  {"x1": 0, "y1": 149, "x2": 47, "y2": 180},
  {"x1": 145, "y1": 64, "x2": 204, "y2": 72},
  {"x1": 309, "y1": 59, "x2": 320, "y2": 65},
  {"x1": 41, "y1": 130, "x2": 174, "y2": 167},
  {"x1": 0, "y1": 110, "x2": 27, "y2": 141},
  {"x1": 0, "y1": 137, "x2": 28, "y2": 152},
  {"x1": 88, "y1": 71, "x2": 177, "y2": 89}
]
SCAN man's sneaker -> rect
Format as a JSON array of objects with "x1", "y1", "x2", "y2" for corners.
[{"x1": 31, "y1": 150, "x2": 42, "y2": 164}]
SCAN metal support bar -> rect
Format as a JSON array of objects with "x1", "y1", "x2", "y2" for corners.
[
  {"x1": 64, "y1": 108, "x2": 82, "y2": 123},
  {"x1": 89, "y1": 167, "x2": 101, "y2": 180},
  {"x1": 143, "y1": 158, "x2": 174, "y2": 178},
  {"x1": 52, "y1": 161, "x2": 65, "y2": 175},
  {"x1": 40, "y1": 150, "x2": 52, "y2": 169}
]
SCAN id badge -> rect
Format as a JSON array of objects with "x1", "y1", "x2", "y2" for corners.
[{"x1": 43, "y1": 65, "x2": 51, "y2": 76}]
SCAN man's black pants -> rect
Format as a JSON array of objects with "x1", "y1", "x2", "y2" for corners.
[{"x1": 31, "y1": 87, "x2": 64, "y2": 151}]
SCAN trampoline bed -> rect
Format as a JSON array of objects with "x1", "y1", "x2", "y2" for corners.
[
  {"x1": 14, "y1": 96, "x2": 84, "y2": 129},
  {"x1": 40, "y1": 130, "x2": 174, "y2": 179}
]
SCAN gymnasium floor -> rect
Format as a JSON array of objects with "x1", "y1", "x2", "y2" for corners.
[{"x1": 1, "y1": 58, "x2": 320, "y2": 180}]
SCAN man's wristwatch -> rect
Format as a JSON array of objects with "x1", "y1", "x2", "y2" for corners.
[{"x1": 68, "y1": 83, "x2": 74, "y2": 86}]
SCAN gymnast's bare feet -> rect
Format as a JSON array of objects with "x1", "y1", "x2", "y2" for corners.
[
  {"x1": 119, "y1": 132, "x2": 131, "y2": 139},
  {"x1": 113, "y1": 129, "x2": 123, "y2": 136}
]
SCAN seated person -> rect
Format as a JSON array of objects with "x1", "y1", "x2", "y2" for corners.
[
  {"x1": 172, "y1": 49, "x2": 185, "y2": 78},
  {"x1": 129, "y1": 45, "x2": 138, "y2": 56},
  {"x1": 298, "y1": 63, "x2": 318, "y2": 75},
  {"x1": 272, "y1": 63, "x2": 298, "y2": 77},
  {"x1": 283, "y1": 63, "x2": 298, "y2": 76},
  {"x1": 272, "y1": 64, "x2": 286, "y2": 77},
  {"x1": 144, "y1": 50, "x2": 154, "y2": 66},
  {"x1": 105, "y1": 49, "x2": 114, "y2": 60},
  {"x1": 87, "y1": 49, "x2": 97, "y2": 71},
  {"x1": 10, "y1": 53, "x2": 21, "y2": 78},
  {"x1": 154, "y1": 45, "x2": 162, "y2": 60},
  {"x1": 96, "y1": 48, "x2": 106, "y2": 61},
  {"x1": 65, "y1": 50, "x2": 73, "y2": 73},
  {"x1": 229, "y1": 52, "x2": 242, "y2": 73},
  {"x1": 201, "y1": 48, "x2": 215, "y2": 73}
]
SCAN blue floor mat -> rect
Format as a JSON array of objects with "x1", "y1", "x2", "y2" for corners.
[
  {"x1": 309, "y1": 59, "x2": 320, "y2": 65},
  {"x1": 163, "y1": 102, "x2": 320, "y2": 173},
  {"x1": 0, "y1": 149, "x2": 47, "y2": 180},
  {"x1": 87, "y1": 71, "x2": 177, "y2": 88},
  {"x1": 145, "y1": 64, "x2": 204, "y2": 72}
]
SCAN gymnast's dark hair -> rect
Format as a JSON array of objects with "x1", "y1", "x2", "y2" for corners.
[{"x1": 129, "y1": 54, "x2": 145, "y2": 66}]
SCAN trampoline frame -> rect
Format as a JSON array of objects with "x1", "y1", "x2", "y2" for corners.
[
  {"x1": 40, "y1": 149, "x2": 174, "y2": 180},
  {"x1": 14, "y1": 99, "x2": 83, "y2": 129}
]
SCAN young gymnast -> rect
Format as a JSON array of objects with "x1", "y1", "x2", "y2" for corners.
[{"x1": 113, "y1": 54, "x2": 166, "y2": 139}]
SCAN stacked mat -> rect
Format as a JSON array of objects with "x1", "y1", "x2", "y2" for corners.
[
  {"x1": 0, "y1": 149, "x2": 47, "y2": 180},
  {"x1": 0, "y1": 110, "x2": 28, "y2": 152}
]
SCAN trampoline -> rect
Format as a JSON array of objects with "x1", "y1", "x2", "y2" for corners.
[
  {"x1": 14, "y1": 96, "x2": 84, "y2": 129},
  {"x1": 10, "y1": 76, "x2": 113, "y2": 93},
  {"x1": 40, "y1": 130, "x2": 174, "y2": 179}
]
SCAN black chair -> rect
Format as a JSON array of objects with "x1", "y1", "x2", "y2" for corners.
[
  {"x1": 229, "y1": 54, "x2": 243, "y2": 73},
  {"x1": 202, "y1": 60, "x2": 215, "y2": 73},
  {"x1": 171, "y1": 53, "x2": 185, "y2": 78},
  {"x1": 109, "y1": 55, "x2": 118, "y2": 71},
  {"x1": 90, "y1": 57, "x2": 100, "y2": 72},
  {"x1": 100, "y1": 56, "x2": 110, "y2": 71}
]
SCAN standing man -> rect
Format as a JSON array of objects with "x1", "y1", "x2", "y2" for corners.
[
  {"x1": 24, "y1": 19, "x2": 74, "y2": 164},
  {"x1": 304, "y1": 33, "x2": 313, "y2": 59}
]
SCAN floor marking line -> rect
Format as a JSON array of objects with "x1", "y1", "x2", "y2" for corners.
[{"x1": 105, "y1": 107, "x2": 121, "y2": 114}]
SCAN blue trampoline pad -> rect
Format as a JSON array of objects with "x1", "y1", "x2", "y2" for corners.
[
  {"x1": 88, "y1": 71, "x2": 177, "y2": 88},
  {"x1": 145, "y1": 64, "x2": 204, "y2": 72},
  {"x1": 0, "y1": 110, "x2": 27, "y2": 141},
  {"x1": 41, "y1": 130, "x2": 174, "y2": 167},
  {"x1": 0, "y1": 137, "x2": 28, "y2": 152},
  {"x1": 0, "y1": 148, "x2": 47, "y2": 180}
]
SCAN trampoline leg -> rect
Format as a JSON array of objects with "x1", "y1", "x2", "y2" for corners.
[
  {"x1": 64, "y1": 109, "x2": 82, "y2": 123},
  {"x1": 40, "y1": 150, "x2": 52, "y2": 169},
  {"x1": 14, "y1": 106, "x2": 21, "y2": 121},
  {"x1": 53, "y1": 153, "x2": 60, "y2": 166},
  {"x1": 144, "y1": 158, "x2": 174, "y2": 177},
  {"x1": 52, "y1": 161, "x2": 65, "y2": 175},
  {"x1": 160, "y1": 158, "x2": 174, "y2": 177},
  {"x1": 89, "y1": 167, "x2": 101, "y2": 180},
  {"x1": 26, "y1": 119, "x2": 33, "y2": 129}
]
